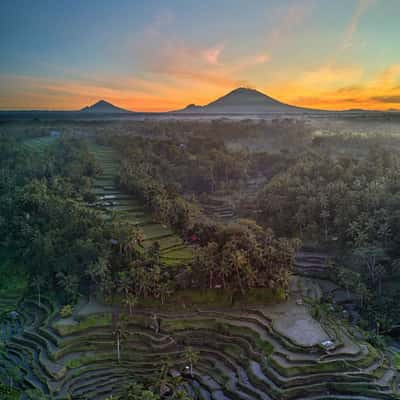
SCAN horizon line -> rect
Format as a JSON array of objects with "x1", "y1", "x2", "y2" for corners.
[{"x1": 0, "y1": 87, "x2": 398, "y2": 113}]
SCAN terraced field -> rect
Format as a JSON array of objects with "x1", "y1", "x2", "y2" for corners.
[
  {"x1": 88, "y1": 143, "x2": 193, "y2": 267},
  {"x1": 22, "y1": 136, "x2": 57, "y2": 153},
  {"x1": 2, "y1": 139, "x2": 399, "y2": 399},
  {"x1": 0, "y1": 293, "x2": 398, "y2": 400},
  {"x1": 294, "y1": 250, "x2": 332, "y2": 280}
]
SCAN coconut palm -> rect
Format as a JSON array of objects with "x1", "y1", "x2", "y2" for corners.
[
  {"x1": 123, "y1": 225, "x2": 144, "y2": 260},
  {"x1": 203, "y1": 242, "x2": 218, "y2": 288},
  {"x1": 172, "y1": 390, "x2": 192, "y2": 400},
  {"x1": 118, "y1": 271, "x2": 133, "y2": 299},
  {"x1": 124, "y1": 293, "x2": 138, "y2": 315},
  {"x1": 86, "y1": 255, "x2": 109, "y2": 286},
  {"x1": 113, "y1": 323, "x2": 128, "y2": 363},
  {"x1": 31, "y1": 275, "x2": 45, "y2": 307},
  {"x1": 183, "y1": 346, "x2": 199, "y2": 378},
  {"x1": 56, "y1": 272, "x2": 79, "y2": 302}
]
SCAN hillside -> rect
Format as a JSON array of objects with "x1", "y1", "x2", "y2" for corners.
[
  {"x1": 80, "y1": 99, "x2": 132, "y2": 113},
  {"x1": 177, "y1": 87, "x2": 313, "y2": 114}
]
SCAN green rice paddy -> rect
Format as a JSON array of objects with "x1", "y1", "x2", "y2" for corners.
[{"x1": 89, "y1": 143, "x2": 193, "y2": 267}]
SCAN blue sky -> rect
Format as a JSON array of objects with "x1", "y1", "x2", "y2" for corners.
[{"x1": 1, "y1": 0, "x2": 400, "y2": 110}]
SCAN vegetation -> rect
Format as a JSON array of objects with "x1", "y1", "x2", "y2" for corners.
[
  {"x1": 257, "y1": 145, "x2": 400, "y2": 331},
  {"x1": 1, "y1": 119, "x2": 399, "y2": 399}
]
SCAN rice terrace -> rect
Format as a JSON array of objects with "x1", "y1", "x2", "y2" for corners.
[{"x1": 1, "y1": 1, "x2": 400, "y2": 399}]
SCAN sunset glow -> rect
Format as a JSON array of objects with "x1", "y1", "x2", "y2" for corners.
[{"x1": 1, "y1": 0, "x2": 400, "y2": 111}]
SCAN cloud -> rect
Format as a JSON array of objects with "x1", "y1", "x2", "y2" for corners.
[
  {"x1": 373, "y1": 64, "x2": 400, "y2": 86},
  {"x1": 2, "y1": 5, "x2": 397, "y2": 113},
  {"x1": 263, "y1": 62, "x2": 400, "y2": 110},
  {"x1": 3, "y1": 60, "x2": 400, "y2": 112},
  {"x1": 300, "y1": 65, "x2": 364, "y2": 87},
  {"x1": 335, "y1": 85, "x2": 364, "y2": 94},
  {"x1": 0, "y1": 73, "x2": 193, "y2": 111},
  {"x1": 128, "y1": 12, "x2": 271, "y2": 99},
  {"x1": 203, "y1": 45, "x2": 224, "y2": 65},
  {"x1": 371, "y1": 95, "x2": 400, "y2": 103},
  {"x1": 341, "y1": 0, "x2": 376, "y2": 50},
  {"x1": 268, "y1": 1, "x2": 314, "y2": 48},
  {"x1": 142, "y1": 9, "x2": 175, "y2": 38}
]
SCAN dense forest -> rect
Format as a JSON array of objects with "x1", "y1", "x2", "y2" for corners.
[
  {"x1": 94, "y1": 122, "x2": 400, "y2": 334},
  {"x1": 257, "y1": 146, "x2": 400, "y2": 333},
  {"x1": 2, "y1": 120, "x2": 400, "y2": 399},
  {"x1": 0, "y1": 128, "x2": 297, "y2": 309},
  {"x1": 103, "y1": 134, "x2": 298, "y2": 295}
]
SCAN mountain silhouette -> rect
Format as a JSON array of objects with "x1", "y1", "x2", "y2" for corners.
[
  {"x1": 80, "y1": 100, "x2": 131, "y2": 113},
  {"x1": 178, "y1": 87, "x2": 310, "y2": 114}
]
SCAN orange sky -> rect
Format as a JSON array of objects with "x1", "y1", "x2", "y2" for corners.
[
  {"x1": 1, "y1": 0, "x2": 400, "y2": 112},
  {"x1": 2, "y1": 63, "x2": 400, "y2": 112}
]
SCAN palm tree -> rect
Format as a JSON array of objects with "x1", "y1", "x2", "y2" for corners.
[
  {"x1": 124, "y1": 293, "x2": 138, "y2": 315},
  {"x1": 218, "y1": 260, "x2": 230, "y2": 289},
  {"x1": 183, "y1": 346, "x2": 199, "y2": 378},
  {"x1": 134, "y1": 266, "x2": 151, "y2": 298},
  {"x1": 118, "y1": 271, "x2": 132, "y2": 299},
  {"x1": 113, "y1": 323, "x2": 128, "y2": 363},
  {"x1": 203, "y1": 242, "x2": 218, "y2": 288},
  {"x1": 230, "y1": 249, "x2": 246, "y2": 293},
  {"x1": 123, "y1": 225, "x2": 144, "y2": 260},
  {"x1": 172, "y1": 390, "x2": 192, "y2": 400},
  {"x1": 31, "y1": 275, "x2": 45, "y2": 307},
  {"x1": 158, "y1": 281, "x2": 173, "y2": 305},
  {"x1": 56, "y1": 272, "x2": 79, "y2": 302},
  {"x1": 86, "y1": 256, "x2": 109, "y2": 286},
  {"x1": 147, "y1": 241, "x2": 161, "y2": 263}
]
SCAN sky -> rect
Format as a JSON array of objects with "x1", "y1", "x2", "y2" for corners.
[{"x1": 1, "y1": 0, "x2": 400, "y2": 111}]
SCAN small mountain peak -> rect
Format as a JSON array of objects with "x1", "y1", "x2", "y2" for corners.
[
  {"x1": 184, "y1": 103, "x2": 201, "y2": 110},
  {"x1": 177, "y1": 87, "x2": 313, "y2": 114},
  {"x1": 94, "y1": 99, "x2": 111, "y2": 106},
  {"x1": 80, "y1": 100, "x2": 132, "y2": 113},
  {"x1": 230, "y1": 87, "x2": 256, "y2": 93}
]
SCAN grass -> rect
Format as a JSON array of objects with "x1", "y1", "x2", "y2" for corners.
[
  {"x1": 66, "y1": 356, "x2": 99, "y2": 369},
  {"x1": 161, "y1": 317, "x2": 274, "y2": 356},
  {"x1": 53, "y1": 313, "x2": 112, "y2": 336},
  {"x1": 140, "y1": 223, "x2": 175, "y2": 240},
  {"x1": 143, "y1": 235, "x2": 183, "y2": 249},
  {"x1": 233, "y1": 287, "x2": 286, "y2": 305},
  {"x1": 23, "y1": 136, "x2": 57, "y2": 153},
  {"x1": 394, "y1": 352, "x2": 400, "y2": 371},
  {"x1": 135, "y1": 288, "x2": 284, "y2": 310},
  {"x1": 88, "y1": 142, "x2": 194, "y2": 268},
  {"x1": 161, "y1": 246, "x2": 193, "y2": 258},
  {"x1": 109, "y1": 205, "x2": 144, "y2": 212}
]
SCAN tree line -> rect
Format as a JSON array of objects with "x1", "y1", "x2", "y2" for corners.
[
  {"x1": 257, "y1": 146, "x2": 400, "y2": 332},
  {"x1": 100, "y1": 134, "x2": 298, "y2": 295}
]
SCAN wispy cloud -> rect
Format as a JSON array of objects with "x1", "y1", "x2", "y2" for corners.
[
  {"x1": 1, "y1": 3, "x2": 397, "y2": 112},
  {"x1": 268, "y1": 0, "x2": 314, "y2": 50},
  {"x1": 300, "y1": 65, "x2": 364, "y2": 87},
  {"x1": 270, "y1": 62, "x2": 400, "y2": 110},
  {"x1": 341, "y1": 0, "x2": 376, "y2": 50},
  {"x1": 127, "y1": 12, "x2": 271, "y2": 102},
  {"x1": 0, "y1": 73, "x2": 192, "y2": 111},
  {"x1": 203, "y1": 44, "x2": 224, "y2": 65},
  {"x1": 371, "y1": 95, "x2": 400, "y2": 103}
]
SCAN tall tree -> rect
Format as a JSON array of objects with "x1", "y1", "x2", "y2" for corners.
[{"x1": 30, "y1": 275, "x2": 45, "y2": 307}]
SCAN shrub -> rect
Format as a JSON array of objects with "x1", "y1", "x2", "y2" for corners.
[{"x1": 60, "y1": 304, "x2": 74, "y2": 318}]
